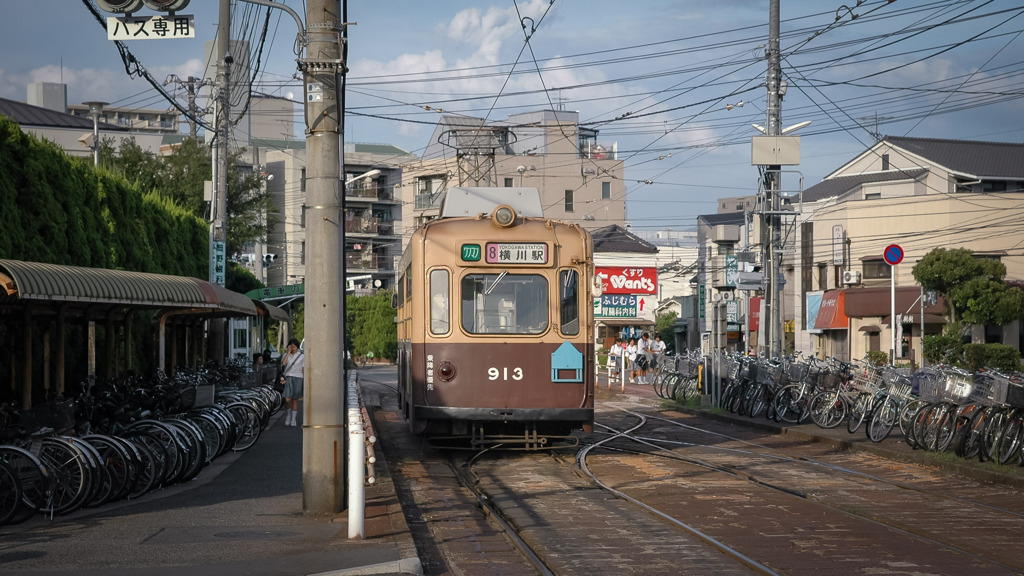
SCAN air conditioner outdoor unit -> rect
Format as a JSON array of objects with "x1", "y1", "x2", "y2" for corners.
[{"x1": 842, "y1": 270, "x2": 862, "y2": 285}]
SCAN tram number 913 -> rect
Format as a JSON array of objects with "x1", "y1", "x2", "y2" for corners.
[{"x1": 488, "y1": 366, "x2": 524, "y2": 381}]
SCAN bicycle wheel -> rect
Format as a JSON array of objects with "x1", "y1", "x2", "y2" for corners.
[
  {"x1": 901, "y1": 399, "x2": 930, "y2": 448},
  {"x1": 809, "y1": 390, "x2": 846, "y2": 429},
  {"x1": 866, "y1": 396, "x2": 899, "y2": 443},
  {"x1": 124, "y1": 438, "x2": 160, "y2": 499},
  {"x1": 0, "y1": 459, "x2": 21, "y2": 526},
  {"x1": 935, "y1": 408, "x2": 967, "y2": 453},
  {"x1": 996, "y1": 414, "x2": 1023, "y2": 465},
  {"x1": 37, "y1": 437, "x2": 91, "y2": 516},
  {"x1": 0, "y1": 445, "x2": 49, "y2": 523},
  {"x1": 227, "y1": 402, "x2": 262, "y2": 451},
  {"x1": 957, "y1": 407, "x2": 992, "y2": 460},
  {"x1": 846, "y1": 392, "x2": 871, "y2": 434}
]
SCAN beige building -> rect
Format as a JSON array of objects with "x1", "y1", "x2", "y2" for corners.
[
  {"x1": 399, "y1": 109, "x2": 625, "y2": 238},
  {"x1": 788, "y1": 136, "x2": 1024, "y2": 363}
]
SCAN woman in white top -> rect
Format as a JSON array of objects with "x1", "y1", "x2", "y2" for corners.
[
  {"x1": 280, "y1": 338, "x2": 304, "y2": 427},
  {"x1": 626, "y1": 339, "x2": 638, "y2": 384}
]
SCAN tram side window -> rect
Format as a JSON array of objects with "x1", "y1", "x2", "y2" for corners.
[
  {"x1": 559, "y1": 269, "x2": 579, "y2": 335},
  {"x1": 429, "y1": 269, "x2": 450, "y2": 335},
  {"x1": 460, "y1": 273, "x2": 548, "y2": 335}
]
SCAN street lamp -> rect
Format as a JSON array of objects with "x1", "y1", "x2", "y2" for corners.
[
  {"x1": 82, "y1": 101, "x2": 107, "y2": 167},
  {"x1": 345, "y1": 169, "x2": 380, "y2": 186}
]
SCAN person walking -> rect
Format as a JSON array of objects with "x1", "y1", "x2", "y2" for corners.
[{"x1": 280, "y1": 338, "x2": 304, "y2": 427}]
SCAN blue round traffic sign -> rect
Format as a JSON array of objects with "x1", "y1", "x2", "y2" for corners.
[{"x1": 883, "y1": 244, "x2": 904, "y2": 266}]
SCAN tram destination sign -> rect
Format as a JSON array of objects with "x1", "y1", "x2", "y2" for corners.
[{"x1": 484, "y1": 242, "x2": 548, "y2": 264}]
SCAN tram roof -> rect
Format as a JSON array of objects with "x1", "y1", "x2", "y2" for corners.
[
  {"x1": 440, "y1": 187, "x2": 544, "y2": 218},
  {"x1": 0, "y1": 259, "x2": 256, "y2": 317}
]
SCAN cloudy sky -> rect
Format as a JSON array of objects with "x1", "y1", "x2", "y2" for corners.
[{"x1": 2, "y1": 0, "x2": 1023, "y2": 230}]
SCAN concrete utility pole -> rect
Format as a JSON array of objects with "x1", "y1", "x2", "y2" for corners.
[
  {"x1": 763, "y1": 0, "x2": 783, "y2": 358},
  {"x1": 301, "y1": 0, "x2": 348, "y2": 513},
  {"x1": 206, "y1": 0, "x2": 231, "y2": 364}
]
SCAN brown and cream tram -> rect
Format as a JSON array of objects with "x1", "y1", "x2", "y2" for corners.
[{"x1": 395, "y1": 187, "x2": 596, "y2": 448}]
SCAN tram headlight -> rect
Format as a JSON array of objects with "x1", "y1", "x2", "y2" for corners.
[
  {"x1": 492, "y1": 205, "x2": 517, "y2": 227},
  {"x1": 437, "y1": 360, "x2": 457, "y2": 382}
]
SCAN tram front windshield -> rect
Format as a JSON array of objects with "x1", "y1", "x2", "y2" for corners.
[{"x1": 461, "y1": 273, "x2": 547, "y2": 335}]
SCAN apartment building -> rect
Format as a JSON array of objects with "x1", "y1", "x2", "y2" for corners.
[{"x1": 262, "y1": 142, "x2": 415, "y2": 292}]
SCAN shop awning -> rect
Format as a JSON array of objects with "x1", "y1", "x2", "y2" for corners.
[
  {"x1": 882, "y1": 313, "x2": 946, "y2": 326},
  {"x1": 814, "y1": 289, "x2": 849, "y2": 330},
  {"x1": 844, "y1": 285, "x2": 945, "y2": 317},
  {"x1": 858, "y1": 324, "x2": 881, "y2": 333},
  {"x1": 598, "y1": 319, "x2": 656, "y2": 327}
]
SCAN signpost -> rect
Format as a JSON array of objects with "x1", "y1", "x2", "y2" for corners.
[
  {"x1": 884, "y1": 244, "x2": 904, "y2": 362},
  {"x1": 106, "y1": 14, "x2": 195, "y2": 39}
]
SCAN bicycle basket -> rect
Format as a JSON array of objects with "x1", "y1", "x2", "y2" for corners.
[
  {"x1": 970, "y1": 372, "x2": 1011, "y2": 407},
  {"x1": 914, "y1": 370, "x2": 945, "y2": 403},
  {"x1": 849, "y1": 367, "x2": 884, "y2": 394},
  {"x1": 888, "y1": 381, "x2": 914, "y2": 401},
  {"x1": 1006, "y1": 379, "x2": 1024, "y2": 409},
  {"x1": 816, "y1": 370, "x2": 844, "y2": 390},
  {"x1": 943, "y1": 371, "x2": 974, "y2": 404},
  {"x1": 786, "y1": 362, "x2": 809, "y2": 383}
]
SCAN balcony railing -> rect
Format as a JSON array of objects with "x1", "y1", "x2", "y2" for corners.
[
  {"x1": 345, "y1": 216, "x2": 379, "y2": 235},
  {"x1": 346, "y1": 253, "x2": 392, "y2": 271}
]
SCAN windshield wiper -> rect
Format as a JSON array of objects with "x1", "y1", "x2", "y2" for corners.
[{"x1": 484, "y1": 271, "x2": 508, "y2": 296}]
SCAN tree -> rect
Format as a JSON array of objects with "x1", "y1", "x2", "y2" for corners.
[
  {"x1": 225, "y1": 148, "x2": 276, "y2": 257},
  {"x1": 346, "y1": 291, "x2": 397, "y2": 361},
  {"x1": 655, "y1": 311, "x2": 677, "y2": 353},
  {"x1": 913, "y1": 247, "x2": 1024, "y2": 368},
  {"x1": 912, "y1": 247, "x2": 1012, "y2": 322},
  {"x1": 100, "y1": 138, "x2": 275, "y2": 257}
]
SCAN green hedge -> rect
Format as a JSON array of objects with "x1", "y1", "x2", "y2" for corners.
[{"x1": 0, "y1": 115, "x2": 206, "y2": 275}]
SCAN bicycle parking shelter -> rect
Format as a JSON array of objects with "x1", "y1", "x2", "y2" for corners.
[{"x1": 0, "y1": 259, "x2": 286, "y2": 409}]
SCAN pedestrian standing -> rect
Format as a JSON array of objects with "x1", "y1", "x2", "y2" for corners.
[
  {"x1": 607, "y1": 338, "x2": 623, "y2": 379},
  {"x1": 650, "y1": 334, "x2": 666, "y2": 369},
  {"x1": 637, "y1": 332, "x2": 652, "y2": 384},
  {"x1": 280, "y1": 338, "x2": 304, "y2": 427}
]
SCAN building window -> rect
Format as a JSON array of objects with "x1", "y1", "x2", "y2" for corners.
[
  {"x1": 301, "y1": 241, "x2": 306, "y2": 265},
  {"x1": 862, "y1": 259, "x2": 891, "y2": 280},
  {"x1": 601, "y1": 181, "x2": 610, "y2": 200},
  {"x1": 882, "y1": 154, "x2": 889, "y2": 170},
  {"x1": 300, "y1": 168, "x2": 306, "y2": 192},
  {"x1": 564, "y1": 190, "x2": 574, "y2": 212},
  {"x1": 865, "y1": 193, "x2": 881, "y2": 200},
  {"x1": 504, "y1": 178, "x2": 514, "y2": 187}
]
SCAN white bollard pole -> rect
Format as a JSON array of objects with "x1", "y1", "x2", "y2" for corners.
[{"x1": 347, "y1": 377, "x2": 365, "y2": 539}]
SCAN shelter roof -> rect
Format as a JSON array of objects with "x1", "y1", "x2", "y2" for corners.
[{"x1": 0, "y1": 260, "x2": 256, "y2": 317}]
